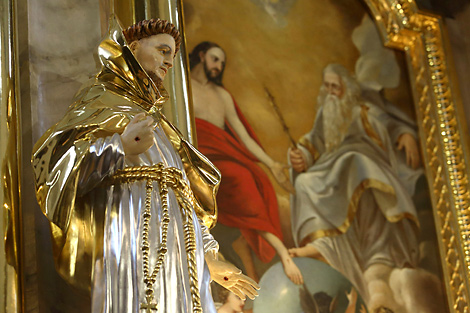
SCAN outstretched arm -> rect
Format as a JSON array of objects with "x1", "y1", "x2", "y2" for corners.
[
  {"x1": 205, "y1": 251, "x2": 260, "y2": 300},
  {"x1": 199, "y1": 218, "x2": 259, "y2": 299},
  {"x1": 223, "y1": 91, "x2": 275, "y2": 167},
  {"x1": 222, "y1": 90, "x2": 294, "y2": 193}
]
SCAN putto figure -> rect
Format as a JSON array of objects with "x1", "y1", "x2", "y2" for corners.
[{"x1": 32, "y1": 17, "x2": 258, "y2": 313}]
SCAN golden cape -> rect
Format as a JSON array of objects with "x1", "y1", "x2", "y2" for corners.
[{"x1": 31, "y1": 17, "x2": 220, "y2": 290}]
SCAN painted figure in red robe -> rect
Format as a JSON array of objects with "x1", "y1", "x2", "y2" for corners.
[{"x1": 190, "y1": 41, "x2": 302, "y2": 285}]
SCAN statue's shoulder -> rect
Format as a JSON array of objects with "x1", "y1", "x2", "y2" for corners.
[{"x1": 50, "y1": 85, "x2": 145, "y2": 142}]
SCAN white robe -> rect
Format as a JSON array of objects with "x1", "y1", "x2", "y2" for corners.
[
  {"x1": 78, "y1": 122, "x2": 218, "y2": 313},
  {"x1": 290, "y1": 104, "x2": 420, "y2": 301}
]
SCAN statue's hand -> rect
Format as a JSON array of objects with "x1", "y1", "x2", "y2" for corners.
[
  {"x1": 270, "y1": 162, "x2": 295, "y2": 194},
  {"x1": 289, "y1": 148, "x2": 307, "y2": 173},
  {"x1": 121, "y1": 113, "x2": 155, "y2": 156},
  {"x1": 397, "y1": 132, "x2": 421, "y2": 169},
  {"x1": 206, "y1": 256, "x2": 260, "y2": 300}
]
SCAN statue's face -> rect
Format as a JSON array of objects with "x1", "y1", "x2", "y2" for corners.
[
  {"x1": 132, "y1": 33, "x2": 176, "y2": 82},
  {"x1": 323, "y1": 72, "x2": 344, "y2": 98},
  {"x1": 202, "y1": 47, "x2": 225, "y2": 79}
]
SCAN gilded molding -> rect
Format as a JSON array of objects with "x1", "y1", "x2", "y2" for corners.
[{"x1": 365, "y1": 0, "x2": 470, "y2": 311}]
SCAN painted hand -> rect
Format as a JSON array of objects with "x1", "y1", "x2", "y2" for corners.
[
  {"x1": 121, "y1": 113, "x2": 155, "y2": 156},
  {"x1": 397, "y1": 133, "x2": 421, "y2": 169},
  {"x1": 289, "y1": 148, "x2": 307, "y2": 173},
  {"x1": 345, "y1": 287, "x2": 358, "y2": 304},
  {"x1": 206, "y1": 255, "x2": 260, "y2": 300},
  {"x1": 345, "y1": 287, "x2": 359, "y2": 313}
]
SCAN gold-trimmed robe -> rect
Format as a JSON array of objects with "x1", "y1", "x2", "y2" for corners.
[{"x1": 290, "y1": 104, "x2": 420, "y2": 301}]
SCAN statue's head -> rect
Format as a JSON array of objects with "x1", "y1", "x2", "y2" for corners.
[
  {"x1": 123, "y1": 19, "x2": 182, "y2": 83},
  {"x1": 189, "y1": 41, "x2": 226, "y2": 86}
]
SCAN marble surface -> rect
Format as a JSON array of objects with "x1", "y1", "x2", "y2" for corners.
[
  {"x1": 19, "y1": 1, "x2": 101, "y2": 312},
  {"x1": 27, "y1": 0, "x2": 102, "y2": 142}
]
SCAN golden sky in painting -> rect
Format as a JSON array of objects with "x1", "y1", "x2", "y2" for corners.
[{"x1": 184, "y1": 0, "x2": 413, "y2": 190}]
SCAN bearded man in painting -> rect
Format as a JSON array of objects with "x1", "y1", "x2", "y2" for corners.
[
  {"x1": 288, "y1": 64, "x2": 444, "y2": 313},
  {"x1": 189, "y1": 41, "x2": 303, "y2": 285},
  {"x1": 32, "y1": 18, "x2": 258, "y2": 313}
]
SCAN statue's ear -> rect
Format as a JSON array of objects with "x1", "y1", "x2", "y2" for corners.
[
  {"x1": 129, "y1": 40, "x2": 139, "y2": 52},
  {"x1": 198, "y1": 51, "x2": 205, "y2": 62}
]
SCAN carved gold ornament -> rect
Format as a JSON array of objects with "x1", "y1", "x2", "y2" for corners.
[{"x1": 365, "y1": 0, "x2": 470, "y2": 311}]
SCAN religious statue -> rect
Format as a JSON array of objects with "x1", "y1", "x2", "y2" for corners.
[{"x1": 31, "y1": 17, "x2": 258, "y2": 313}]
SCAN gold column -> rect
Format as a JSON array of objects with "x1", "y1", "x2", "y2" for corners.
[
  {"x1": 100, "y1": 0, "x2": 136, "y2": 36},
  {"x1": 115, "y1": 0, "x2": 136, "y2": 29},
  {"x1": 143, "y1": 0, "x2": 196, "y2": 145},
  {"x1": 0, "y1": 0, "x2": 23, "y2": 312}
]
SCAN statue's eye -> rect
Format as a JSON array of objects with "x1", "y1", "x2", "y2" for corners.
[{"x1": 157, "y1": 47, "x2": 169, "y2": 55}]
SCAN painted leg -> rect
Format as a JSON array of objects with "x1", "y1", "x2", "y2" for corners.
[{"x1": 231, "y1": 235, "x2": 259, "y2": 282}]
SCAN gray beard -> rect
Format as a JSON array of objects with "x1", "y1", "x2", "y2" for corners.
[{"x1": 321, "y1": 94, "x2": 353, "y2": 153}]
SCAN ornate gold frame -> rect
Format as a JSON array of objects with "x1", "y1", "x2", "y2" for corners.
[
  {"x1": 0, "y1": 0, "x2": 469, "y2": 312},
  {"x1": 363, "y1": 1, "x2": 470, "y2": 311}
]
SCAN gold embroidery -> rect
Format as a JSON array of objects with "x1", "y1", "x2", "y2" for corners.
[
  {"x1": 300, "y1": 179, "x2": 419, "y2": 247},
  {"x1": 360, "y1": 105, "x2": 386, "y2": 151}
]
